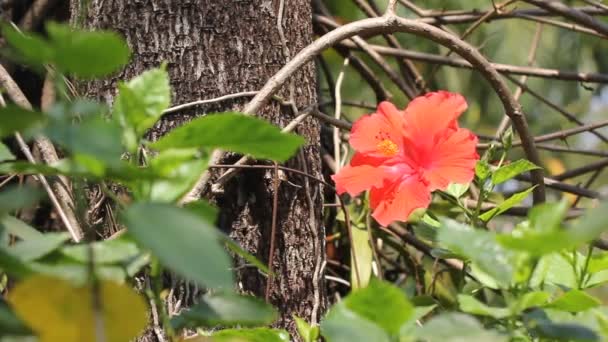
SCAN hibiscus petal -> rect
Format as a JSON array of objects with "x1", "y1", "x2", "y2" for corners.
[
  {"x1": 403, "y1": 91, "x2": 467, "y2": 143},
  {"x1": 370, "y1": 175, "x2": 431, "y2": 226},
  {"x1": 349, "y1": 101, "x2": 405, "y2": 155},
  {"x1": 423, "y1": 128, "x2": 479, "y2": 191},
  {"x1": 331, "y1": 165, "x2": 388, "y2": 196}
]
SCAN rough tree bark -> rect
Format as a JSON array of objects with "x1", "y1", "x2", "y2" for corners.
[{"x1": 69, "y1": 1, "x2": 326, "y2": 340}]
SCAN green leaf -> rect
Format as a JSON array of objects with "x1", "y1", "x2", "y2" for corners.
[
  {"x1": 0, "y1": 248, "x2": 32, "y2": 278},
  {"x1": 438, "y1": 219, "x2": 513, "y2": 287},
  {"x1": 497, "y1": 229, "x2": 572, "y2": 255},
  {"x1": 7, "y1": 232, "x2": 70, "y2": 261},
  {"x1": 221, "y1": 235, "x2": 269, "y2": 274},
  {"x1": 530, "y1": 253, "x2": 579, "y2": 289},
  {"x1": 492, "y1": 159, "x2": 540, "y2": 185},
  {"x1": 529, "y1": 200, "x2": 569, "y2": 232},
  {"x1": 113, "y1": 67, "x2": 170, "y2": 141},
  {"x1": 321, "y1": 302, "x2": 391, "y2": 342},
  {"x1": 0, "y1": 298, "x2": 31, "y2": 337},
  {"x1": 479, "y1": 186, "x2": 535, "y2": 221},
  {"x1": 45, "y1": 22, "x2": 130, "y2": 78},
  {"x1": 548, "y1": 290, "x2": 601, "y2": 313},
  {"x1": 147, "y1": 149, "x2": 208, "y2": 203},
  {"x1": 0, "y1": 106, "x2": 45, "y2": 138},
  {"x1": 446, "y1": 182, "x2": 469, "y2": 199},
  {"x1": 45, "y1": 116, "x2": 124, "y2": 164},
  {"x1": 152, "y1": 112, "x2": 305, "y2": 162},
  {"x1": 121, "y1": 203, "x2": 233, "y2": 289},
  {"x1": 415, "y1": 313, "x2": 508, "y2": 342},
  {"x1": 0, "y1": 143, "x2": 15, "y2": 162},
  {"x1": 321, "y1": 279, "x2": 412, "y2": 342},
  {"x1": 343, "y1": 278, "x2": 413, "y2": 335},
  {"x1": 568, "y1": 201, "x2": 608, "y2": 246},
  {"x1": 524, "y1": 309, "x2": 599, "y2": 341},
  {"x1": 60, "y1": 237, "x2": 140, "y2": 264},
  {"x1": 212, "y1": 328, "x2": 290, "y2": 342},
  {"x1": 0, "y1": 186, "x2": 44, "y2": 215},
  {"x1": 294, "y1": 316, "x2": 319, "y2": 342},
  {"x1": 185, "y1": 201, "x2": 219, "y2": 223},
  {"x1": 509, "y1": 291, "x2": 551, "y2": 315},
  {"x1": 475, "y1": 160, "x2": 491, "y2": 180},
  {"x1": 0, "y1": 216, "x2": 42, "y2": 241},
  {"x1": 1, "y1": 24, "x2": 53, "y2": 70},
  {"x1": 351, "y1": 226, "x2": 372, "y2": 289},
  {"x1": 171, "y1": 292, "x2": 277, "y2": 330},
  {"x1": 458, "y1": 294, "x2": 510, "y2": 319}
]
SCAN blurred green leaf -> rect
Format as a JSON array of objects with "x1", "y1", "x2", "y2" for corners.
[
  {"x1": 0, "y1": 143, "x2": 15, "y2": 162},
  {"x1": 529, "y1": 200, "x2": 569, "y2": 232},
  {"x1": 152, "y1": 112, "x2": 305, "y2": 162},
  {"x1": 45, "y1": 22, "x2": 130, "y2": 78},
  {"x1": 1, "y1": 24, "x2": 53, "y2": 70},
  {"x1": 212, "y1": 328, "x2": 290, "y2": 342},
  {"x1": 45, "y1": 116, "x2": 124, "y2": 164},
  {"x1": 321, "y1": 279, "x2": 413, "y2": 342},
  {"x1": 458, "y1": 294, "x2": 510, "y2": 319},
  {"x1": 294, "y1": 316, "x2": 319, "y2": 342},
  {"x1": 0, "y1": 106, "x2": 45, "y2": 138},
  {"x1": 438, "y1": 219, "x2": 513, "y2": 287},
  {"x1": 0, "y1": 186, "x2": 43, "y2": 215},
  {"x1": 321, "y1": 302, "x2": 390, "y2": 342},
  {"x1": 0, "y1": 248, "x2": 32, "y2": 278},
  {"x1": 351, "y1": 226, "x2": 372, "y2": 289},
  {"x1": 567, "y1": 201, "x2": 608, "y2": 247},
  {"x1": 7, "y1": 232, "x2": 70, "y2": 262},
  {"x1": 446, "y1": 183, "x2": 469, "y2": 199},
  {"x1": 509, "y1": 291, "x2": 551, "y2": 315},
  {"x1": 530, "y1": 252, "x2": 579, "y2": 289},
  {"x1": 497, "y1": 229, "x2": 571, "y2": 256},
  {"x1": 492, "y1": 159, "x2": 540, "y2": 185},
  {"x1": 479, "y1": 186, "x2": 536, "y2": 221},
  {"x1": 121, "y1": 203, "x2": 233, "y2": 289},
  {"x1": 343, "y1": 279, "x2": 413, "y2": 335},
  {"x1": 0, "y1": 216, "x2": 42, "y2": 241},
  {"x1": 61, "y1": 238, "x2": 140, "y2": 264},
  {"x1": 415, "y1": 313, "x2": 508, "y2": 342},
  {"x1": 147, "y1": 149, "x2": 207, "y2": 203},
  {"x1": 2, "y1": 22, "x2": 129, "y2": 78},
  {"x1": 548, "y1": 290, "x2": 601, "y2": 313},
  {"x1": 171, "y1": 292, "x2": 277, "y2": 330},
  {"x1": 524, "y1": 309, "x2": 599, "y2": 341}
]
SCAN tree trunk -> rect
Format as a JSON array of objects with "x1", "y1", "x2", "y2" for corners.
[{"x1": 70, "y1": 1, "x2": 326, "y2": 340}]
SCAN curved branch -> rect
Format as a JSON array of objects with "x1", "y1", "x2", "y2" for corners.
[{"x1": 241, "y1": 14, "x2": 546, "y2": 203}]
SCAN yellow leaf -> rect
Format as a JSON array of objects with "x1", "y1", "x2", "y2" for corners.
[{"x1": 9, "y1": 275, "x2": 148, "y2": 342}]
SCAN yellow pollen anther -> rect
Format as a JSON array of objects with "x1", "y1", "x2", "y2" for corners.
[{"x1": 377, "y1": 139, "x2": 399, "y2": 156}]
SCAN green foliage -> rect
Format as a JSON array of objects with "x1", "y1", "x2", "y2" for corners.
[
  {"x1": 1, "y1": 8, "x2": 608, "y2": 342},
  {"x1": 321, "y1": 279, "x2": 413, "y2": 341},
  {"x1": 120, "y1": 203, "x2": 233, "y2": 289},
  {"x1": 0, "y1": 106, "x2": 45, "y2": 138},
  {"x1": 212, "y1": 328, "x2": 290, "y2": 342},
  {"x1": 438, "y1": 219, "x2": 514, "y2": 287},
  {"x1": 2, "y1": 22, "x2": 129, "y2": 78},
  {"x1": 152, "y1": 112, "x2": 305, "y2": 162},
  {"x1": 171, "y1": 292, "x2": 277, "y2": 330},
  {"x1": 113, "y1": 67, "x2": 170, "y2": 150},
  {"x1": 491, "y1": 159, "x2": 541, "y2": 185}
]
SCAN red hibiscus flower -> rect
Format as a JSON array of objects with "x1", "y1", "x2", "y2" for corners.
[{"x1": 331, "y1": 91, "x2": 479, "y2": 226}]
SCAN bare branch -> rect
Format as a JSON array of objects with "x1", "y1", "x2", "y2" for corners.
[{"x1": 237, "y1": 15, "x2": 545, "y2": 203}]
